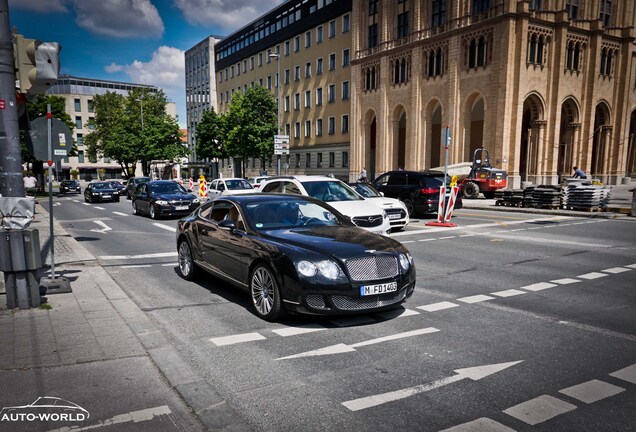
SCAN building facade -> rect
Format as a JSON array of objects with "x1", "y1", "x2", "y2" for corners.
[
  {"x1": 185, "y1": 35, "x2": 222, "y2": 172},
  {"x1": 214, "y1": 0, "x2": 353, "y2": 179},
  {"x1": 46, "y1": 74, "x2": 172, "y2": 180},
  {"x1": 351, "y1": 0, "x2": 636, "y2": 187}
]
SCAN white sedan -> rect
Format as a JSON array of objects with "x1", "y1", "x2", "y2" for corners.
[
  {"x1": 349, "y1": 182, "x2": 409, "y2": 232},
  {"x1": 207, "y1": 178, "x2": 255, "y2": 197},
  {"x1": 257, "y1": 175, "x2": 392, "y2": 235}
]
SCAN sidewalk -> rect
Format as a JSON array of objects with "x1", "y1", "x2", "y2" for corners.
[
  {"x1": 461, "y1": 182, "x2": 634, "y2": 218},
  {"x1": 0, "y1": 205, "x2": 250, "y2": 431}
]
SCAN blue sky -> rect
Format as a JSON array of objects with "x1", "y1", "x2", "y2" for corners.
[{"x1": 9, "y1": 0, "x2": 286, "y2": 127}]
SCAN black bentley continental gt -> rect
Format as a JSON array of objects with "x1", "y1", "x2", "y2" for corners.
[{"x1": 176, "y1": 194, "x2": 416, "y2": 321}]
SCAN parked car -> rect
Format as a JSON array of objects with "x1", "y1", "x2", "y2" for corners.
[
  {"x1": 247, "y1": 176, "x2": 269, "y2": 189},
  {"x1": 132, "y1": 180, "x2": 200, "y2": 219},
  {"x1": 372, "y1": 170, "x2": 463, "y2": 217},
  {"x1": 59, "y1": 179, "x2": 81, "y2": 195},
  {"x1": 348, "y1": 182, "x2": 409, "y2": 232},
  {"x1": 207, "y1": 178, "x2": 254, "y2": 197},
  {"x1": 258, "y1": 175, "x2": 391, "y2": 235},
  {"x1": 108, "y1": 180, "x2": 126, "y2": 196},
  {"x1": 176, "y1": 194, "x2": 416, "y2": 320},
  {"x1": 84, "y1": 181, "x2": 120, "y2": 203},
  {"x1": 125, "y1": 176, "x2": 151, "y2": 199}
]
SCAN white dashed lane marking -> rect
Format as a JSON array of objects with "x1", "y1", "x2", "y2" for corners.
[
  {"x1": 210, "y1": 332, "x2": 266, "y2": 346},
  {"x1": 627, "y1": 263, "x2": 636, "y2": 269},
  {"x1": 520, "y1": 282, "x2": 557, "y2": 292},
  {"x1": 94, "y1": 206, "x2": 105, "y2": 210},
  {"x1": 578, "y1": 272, "x2": 608, "y2": 280},
  {"x1": 559, "y1": 379, "x2": 625, "y2": 404},
  {"x1": 440, "y1": 417, "x2": 516, "y2": 432},
  {"x1": 551, "y1": 278, "x2": 580, "y2": 285},
  {"x1": 272, "y1": 325, "x2": 327, "y2": 337},
  {"x1": 602, "y1": 267, "x2": 631, "y2": 274},
  {"x1": 610, "y1": 363, "x2": 636, "y2": 384},
  {"x1": 490, "y1": 289, "x2": 526, "y2": 298},
  {"x1": 417, "y1": 301, "x2": 460, "y2": 312},
  {"x1": 457, "y1": 294, "x2": 495, "y2": 304},
  {"x1": 376, "y1": 308, "x2": 420, "y2": 319},
  {"x1": 153, "y1": 222, "x2": 176, "y2": 232},
  {"x1": 503, "y1": 395, "x2": 577, "y2": 425},
  {"x1": 112, "y1": 211, "x2": 129, "y2": 216}
]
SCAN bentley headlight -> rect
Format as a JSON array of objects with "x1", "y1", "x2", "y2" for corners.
[
  {"x1": 92, "y1": 193, "x2": 99, "y2": 195},
  {"x1": 399, "y1": 253, "x2": 410, "y2": 271},
  {"x1": 155, "y1": 200, "x2": 168, "y2": 205},
  {"x1": 297, "y1": 260, "x2": 317, "y2": 277},
  {"x1": 317, "y1": 260, "x2": 340, "y2": 279}
]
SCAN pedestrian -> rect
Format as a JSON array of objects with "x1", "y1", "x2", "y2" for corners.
[
  {"x1": 23, "y1": 172, "x2": 38, "y2": 196},
  {"x1": 359, "y1": 167, "x2": 367, "y2": 183},
  {"x1": 572, "y1": 166, "x2": 587, "y2": 179}
]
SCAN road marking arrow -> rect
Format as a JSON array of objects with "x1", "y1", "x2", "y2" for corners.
[
  {"x1": 276, "y1": 328, "x2": 439, "y2": 360},
  {"x1": 342, "y1": 360, "x2": 523, "y2": 411},
  {"x1": 90, "y1": 220, "x2": 112, "y2": 233}
]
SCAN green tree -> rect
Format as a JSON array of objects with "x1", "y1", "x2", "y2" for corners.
[
  {"x1": 22, "y1": 94, "x2": 77, "y2": 174},
  {"x1": 223, "y1": 86, "x2": 277, "y2": 172},
  {"x1": 196, "y1": 108, "x2": 226, "y2": 160},
  {"x1": 85, "y1": 88, "x2": 185, "y2": 178}
]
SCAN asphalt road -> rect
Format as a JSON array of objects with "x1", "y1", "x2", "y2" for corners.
[{"x1": 44, "y1": 195, "x2": 636, "y2": 432}]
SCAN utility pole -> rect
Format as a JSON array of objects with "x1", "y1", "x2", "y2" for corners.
[
  {"x1": 0, "y1": 0, "x2": 24, "y2": 197},
  {"x1": 0, "y1": 0, "x2": 63, "y2": 308}
]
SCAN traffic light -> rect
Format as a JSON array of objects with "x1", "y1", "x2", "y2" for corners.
[{"x1": 13, "y1": 34, "x2": 61, "y2": 96}]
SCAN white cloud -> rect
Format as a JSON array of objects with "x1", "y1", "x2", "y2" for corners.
[
  {"x1": 173, "y1": 0, "x2": 285, "y2": 30},
  {"x1": 106, "y1": 46, "x2": 186, "y2": 124},
  {"x1": 108, "y1": 46, "x2": 184, "y2": 89},
  {"x1": 9, "y1": 0, "x2": 68, "y2": 13},
  {"x1": 70, "y1": 0, "x2": 164, "y2": 38}
]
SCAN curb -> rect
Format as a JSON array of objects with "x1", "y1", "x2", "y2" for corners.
[
  {"x1": 35, "y1": 204, "x2": 253, "y2": 432},
  {"x1": 460, "y1": 201, "x2": 632, "y2": 219}
]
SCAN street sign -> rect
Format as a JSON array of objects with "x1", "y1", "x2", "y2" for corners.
[
  {"x1": 274, "y1": 134, "x2": 290, "y2": 144},
  {"x1": 274, "y1": 149, "x2": 289, "y2": 155},
  {"x1": 442, "y1": 127, "x2": 452, "y2": 149},
  {"x1": 29, "y1": 116, "x2": 73, "y2": 161}
]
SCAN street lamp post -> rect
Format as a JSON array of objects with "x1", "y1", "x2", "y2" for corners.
[{"x1": 269, "y1": 52, "x2": 281, "y2": 175}]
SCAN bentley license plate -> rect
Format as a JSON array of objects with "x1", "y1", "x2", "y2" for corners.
[{"x1": 360, "y1": 282, "x2": 397, "y2": 296}]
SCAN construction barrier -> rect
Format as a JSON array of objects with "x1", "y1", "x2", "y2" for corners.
[
  {"x1": 189, "y1": 177, "x2": 193, "y2": 191},
  {"x1": 198, "y1": 177, "x2": 208, "y2": 198},
  {"x1": 443, "y1": 186, "x2": 460, "y2": 222}
]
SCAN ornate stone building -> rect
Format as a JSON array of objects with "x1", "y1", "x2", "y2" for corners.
[{"x1": 350, "y1": 0, "x2": 636, "y2": 187}]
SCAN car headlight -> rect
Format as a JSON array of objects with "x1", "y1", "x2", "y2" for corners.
[
  {"x1": 155, "y1": 200, "x2": 168, "y2": 205},
  {"x1": 192, "y1": 198, "x2": 199, "y2": 204},
  {"x1": 382, "y1": 210, "x2": 388, "y2": 219},
  {"x1": 92, "y1": 193, "x2": 99, "y2": 195},
  {"x1": 297, "y1": 260, "x2": 317, "y2": 277},
  {"x1": 317, "y1": 260, "x2": 340, "y2": 279},
  {"x1": 296, "y1": 260, "x2": 341, "y2": 279},
  {"x1": 399, "y1": 253, "x2": 410, "y2": 271}
]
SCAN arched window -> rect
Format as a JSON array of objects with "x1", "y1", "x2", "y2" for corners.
[
  {"x1": 435, "y1": 47, "x2": 443, "y2": 75},
  {"x1": 573, "y1": 42, "x2": 580, "y2": 70},
  {"x1": 600, "y1": 48, "x2": 607, "y2": 75},
  {"x1": 469, "y1": 39, "x2": 477, "y2": 68},
  {"x1": 477, "y1": 36, "x2": 486, "y2": 66},
  {"x1": 537, "y1": 35, "x2": 544, "y2": 64},
  {"x1": 529, "y1": 34, "x2": 537, "y2": 63},
  {"x1": 428, "y1": 50, "x2": 435, "y2": 77},
  {"x1": 566, "y1": 41, "x2": 573, "y2": 69}
]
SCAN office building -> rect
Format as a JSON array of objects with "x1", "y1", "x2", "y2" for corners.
[
  {"x1": 214, "y1": 0, "x2": 353, "y2": 179},
  {"x1": 46, "y1": 74, "x2": 176, "y2": 180},
  {"x1": 185, "y1": 36, "x2": 223, "y2": 170}
]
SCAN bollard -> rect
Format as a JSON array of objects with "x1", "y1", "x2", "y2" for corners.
[{"x1": 0, "y1": 228, "x2": 42, "y2": 308}]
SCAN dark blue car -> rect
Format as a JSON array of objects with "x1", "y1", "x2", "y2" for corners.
[{"x1": 132, "y1": 180, "x2": 200, "y2": 219}]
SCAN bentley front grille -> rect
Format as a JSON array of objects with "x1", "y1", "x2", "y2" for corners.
[{"x1": 345, "y1": 255, "x2": 398, "y2": 282}]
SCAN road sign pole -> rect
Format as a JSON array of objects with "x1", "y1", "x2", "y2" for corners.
[{"x1": 47, "y1": 105, "x2": 55, "y2": 280}]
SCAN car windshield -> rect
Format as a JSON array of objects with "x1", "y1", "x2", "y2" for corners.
[
  {"x1": 302, "y1": 181, "x2": 362, "y2": 202},
  {"x1": 92, "y1": 183, "x2": 110, "y2": 190},
  {"x1": 109, "y1": 182, "x2": 121, "y2": 187},
  {"x1": 226, "y1": 179, "x2": 253, "y2": 190},
  {"x1": 245, "y1": 200, "x2": 344, "y2": 230},
  {"x1": 135, "y1": 177, "x2": 151, "y2": 184},
  {"x1": 150, "y1": 183, "x2": 184, "y2": 194},
  {"x1": 351, "y1": 183, "x2": 381, "y2": 198}
]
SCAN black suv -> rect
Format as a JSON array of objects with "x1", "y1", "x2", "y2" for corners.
[
  {"x1": 125, "y1": 176, "x2": 151, "y2": 199},
  {"x1": 372, "y1": 170, "x2": 462, "y2": 217}
]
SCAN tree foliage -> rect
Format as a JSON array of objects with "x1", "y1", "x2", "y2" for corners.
[
  {"x1": 195, "y1": 107, "x2": 226, "y2": 161},
  {"x1": 85, "y1": 88, "x2": 185, "y2": 178},
  {"x1": 223, "y1": 86, "x2": 277, "y2": 167}
]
